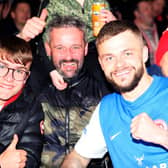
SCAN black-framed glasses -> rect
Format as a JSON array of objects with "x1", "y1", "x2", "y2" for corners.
[{"x1": 0, "y1": 62, "x2": 30, "y2": 81}]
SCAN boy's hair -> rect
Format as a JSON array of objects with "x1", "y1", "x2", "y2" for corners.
[
  {"x1": 45, "y1": 15, "x2": 87, "y2": 43},
  {"x1": 96, "y1": 20, "x2": 144, "y2": 47},
  {"x1": 0, "y1": 36, "x2": 32, "y2": 66}
]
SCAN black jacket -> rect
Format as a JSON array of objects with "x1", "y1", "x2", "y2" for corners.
[
  {"x1": 0, "y1": 84, "x2": 44, "y2": 167},
  {"x1": 37, "y1": 65, "x2": 113, "y2": 167},
  {"x1": 0, "y1": 17, "x2": 19, "y2": 38}
]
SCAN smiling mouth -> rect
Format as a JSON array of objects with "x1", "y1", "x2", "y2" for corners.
[
  {"x1": 0, "y1": 85, "x2": 13, "y2": 89},
  {"x1": 62, "y1": 62, "x2": 76, "y2": 66},
  {"x1": 61, "y1": 62, "x2": 77, "y2": 70},
  {"x1": 113, "y1": 69, "x2": 131, "y2": 77},
  {"x1": 0, "y1": 83, "x2": 14, "y2": 89}
]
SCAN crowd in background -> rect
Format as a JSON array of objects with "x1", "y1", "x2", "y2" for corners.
[
  {"x1": 0, "y1": 0, "x2": 167, "y2": 60},
  {"x1": 0, "y1": 0, "x2": 167, "y2": 71}
]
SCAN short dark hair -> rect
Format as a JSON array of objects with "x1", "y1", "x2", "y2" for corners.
[
  {"x1": 45, "y1": 15, "x2": 87, "y2": 43},
  {"x1": 96, "y1": 20, "x2": 143, "y2": 47},
  {"x1": 134, "y1": 0, "x2": 151, "y2": 11},
  {"x1": 0, "y1": 36, "x2": 32, "y2": 66},
  {"x1": 11, "y1": 0, "x2": 31, "y2": 13}
]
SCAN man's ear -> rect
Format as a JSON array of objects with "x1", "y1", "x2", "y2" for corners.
[
  {"x1": 44, "y1": 42, "x2": 51, "y2": 56},
  {"x1": 84, "y1": 43, "x2": 88, "y2": 56},
  {"x1": 142, "y1": 45, "x2": 149, "y2": 63},
  {"x1": 10, "y1": 11, "x2": 15, "y2": 19},
  {"x1": 134, "y1": 10, "x2": 139, "y2": 19},
  {"x1": 98, "y1": 55, "x2": 104, "y2": 71},
  {"x1": 24, "y1": 72, "x2": 30, "y2": 83},
  {"x1": 98, "y1": 56, "x2": 102, "y2": 66}
]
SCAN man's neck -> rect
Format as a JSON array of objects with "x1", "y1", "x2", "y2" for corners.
[
  {"x1": 134, "y1": 19, "x2": 154, "y2": 31},
  {"x1": 122, "y1": 72, "x2": 153, "y2": 102},
  {"x1": 15, "y1": 22, "x2": 24, "y2": 31}
]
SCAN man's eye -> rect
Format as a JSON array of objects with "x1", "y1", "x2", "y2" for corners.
[
  {"x1": 0, "y1": 64, "x2": 6, "y2": 69},
  {"x1": 56, "y1": 47, "x2": 63, "y2": 50},
  {"x1": 55, "y1": 45, "x2": 65, "y2": 50},
  {"x1": 105, "y1": 56, "x2": 113, "y2": 61},
  {"x1": 125, "y1": 52, "x2": 132, "y2": 56},
  {"x1": 72, "y1": 46, "x2": 80, "y2": 49},
  {"x1": 15, "y1": 69, "x2": 24, "y2": 74}
]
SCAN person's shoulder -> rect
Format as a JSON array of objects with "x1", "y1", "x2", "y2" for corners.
[
  {"x1": 101, "y1": 92, "x2": 120, "y2": 102},
  {"x1": 153, "y1": 75, "x2": 168, "y2": 88},
  {"x1": 159, "y1": 76, "x2": 168, "y2": 83},
  {"x1": 154, "y1": 74, "x2": 168, "y2": 80},
  {"x1": 15, "y1": 86, "x2": 35, "y2": 105},
  {"x1": 36, "y1": 83, "x2": 59, "y2": 102},
  {"x1": 0, "y1": 18, "x2": 15, "y2": 30},
  {"x1": 159, "y1": 29, "x2": 168, "y2": 41},
  {"x1": 162, "y1": 29, "x2": 168, "y2": 35},
  {"x1": 147, "y1": 64, "x2": 163, "y2": 76}
]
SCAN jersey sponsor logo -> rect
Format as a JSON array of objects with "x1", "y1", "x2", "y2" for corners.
[{"x1": 110, "y1": 131, "x2": 121, "y2": 140}]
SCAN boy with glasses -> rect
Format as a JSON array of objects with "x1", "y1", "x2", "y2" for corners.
[{"x1": 0, "y1": 36, "x2": 43, "y2": 168}]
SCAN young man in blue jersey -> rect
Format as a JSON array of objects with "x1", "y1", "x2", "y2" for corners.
[{"x1": 61, "y1": 20, "x2": 168, "y2": 168}]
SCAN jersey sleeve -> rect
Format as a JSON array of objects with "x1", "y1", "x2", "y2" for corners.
[{"x1": 75, "y1": 103, "x2": 107, "y2": 158}]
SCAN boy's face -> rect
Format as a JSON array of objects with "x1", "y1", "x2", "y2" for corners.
[{"x1": 0, "y1": 59, "x2": 30, "y2": 103}]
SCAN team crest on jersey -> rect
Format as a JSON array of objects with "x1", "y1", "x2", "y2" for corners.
[{"x1": 135, "y1": 154, "x2": 144, "y2": 166}]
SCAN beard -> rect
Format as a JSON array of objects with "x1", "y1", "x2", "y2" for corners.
[
  {"x1": 55, "y1": 59, "x2": 81, "y2": 79},
  {"x1": 106, "y1": 65, "x2": 144, "y2": 93}
]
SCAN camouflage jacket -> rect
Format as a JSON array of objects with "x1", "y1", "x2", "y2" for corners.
[
  {"x1": 37, "y1": 67, "x2": 111, "y2": 168},
  {"x1": 44, "y1": 0, "x2": 110, "y2": 42}
]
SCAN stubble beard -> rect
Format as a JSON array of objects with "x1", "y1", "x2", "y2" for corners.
[
  {"x1": 107, "y1": 66, "x2": 144, "y2": 93},
  {"x1": 55, "y1": 59, "x2": 81, "y2": 80}
]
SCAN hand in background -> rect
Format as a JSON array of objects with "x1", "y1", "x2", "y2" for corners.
[
  {"x1": 17, "y1": 8, "x2": 48, "y2": 42},
  {"x1": 100, "y1": 9, "x2": 117, "y2": 23}
]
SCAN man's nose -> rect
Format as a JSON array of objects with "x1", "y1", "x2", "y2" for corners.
[
  {"x1": 115, "y1": 55, "x2": 125, "y2": 67},
  {"x1": 65, "y1": 48, "x2": 74, "y2": 60}
]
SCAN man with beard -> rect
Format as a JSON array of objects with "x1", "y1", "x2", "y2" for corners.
[
  {"x1": 61, "y1": 20, "x2": 168, "y2": 168},
  {"x1": 34, "y1": 15, "x2": 112, "y2": 167}
]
